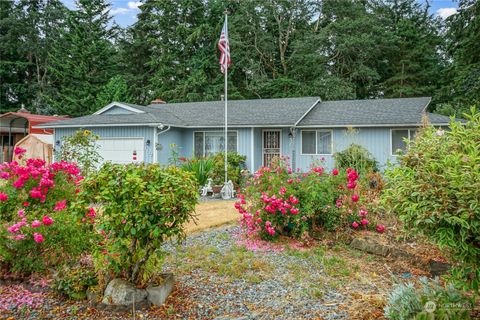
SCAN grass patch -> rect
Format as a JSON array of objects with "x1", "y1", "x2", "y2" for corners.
[{"x1": 168, "y1": 244, "x2": 271, "y2": 283}]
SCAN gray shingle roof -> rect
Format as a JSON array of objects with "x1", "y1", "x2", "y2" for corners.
[
  {"x1": 426, "y1": 113, "x2": 454, "y2": 124},
  {"x1": 297, "y1": 97, "x2": 439, "y2": 127},
  {"x1": 37, "y1": 113, "x2": 160, "y2": 128},
  {"x1": 145, "y1": 97, "x2": 320, "y2": 126},
  {"x1": 36, "y1": 96, "x2": 453, "y2": 129}
]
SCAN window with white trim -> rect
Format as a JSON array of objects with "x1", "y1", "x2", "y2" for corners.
[
  {"x1": 301, "y1": 130, "x2": 332, "y2": 155},
  {"x1": 194, "y1": 131, "x2": 237, "y2": 157},
  {"x1": 391, "y1": 129, "x2": 416, "y2": 155}
]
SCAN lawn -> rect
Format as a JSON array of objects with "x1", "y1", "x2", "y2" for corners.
[{"x1": 185, "y1": 200, "x2": 238, "y2": 234}]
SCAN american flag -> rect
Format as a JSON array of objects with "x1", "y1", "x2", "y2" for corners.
[{"x1": 218, "y1": 17, "x2": 231, "y2": 74}]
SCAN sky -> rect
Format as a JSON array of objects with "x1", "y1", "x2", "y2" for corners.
[{"x1": 62, "y1": 0, "x2": 460, "y2": 28}]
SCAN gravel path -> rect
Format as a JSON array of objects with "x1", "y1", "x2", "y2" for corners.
[
  {"x1": 161, "y1": 225, "x2": 350, "y2": 320},
  {"x1": 1, "y1": 225, "x2": 358, "y2": 320}
]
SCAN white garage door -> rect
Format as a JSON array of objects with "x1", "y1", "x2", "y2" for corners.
[{"x1": 97, "y1": 138, "x2": 144, "y2": 164}]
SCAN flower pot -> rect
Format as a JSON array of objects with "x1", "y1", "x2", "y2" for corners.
[{"x1": 212, "y1": 185, "x2": 222, "y2": 194}]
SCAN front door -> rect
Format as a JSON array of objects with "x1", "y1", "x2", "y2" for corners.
[{"x1": 263, "y1": 130, "x2": 281, "y2": 167}]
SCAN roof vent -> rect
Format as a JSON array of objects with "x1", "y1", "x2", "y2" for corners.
[
  {"x1": 151, "y1": 98, "x2": 166, "y2": 104},
  {"x1": 17, "y1": 104, "x2": 31, "y2": 113}
]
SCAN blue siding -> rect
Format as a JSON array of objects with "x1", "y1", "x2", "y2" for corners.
[
  {"x1": 157, "y1": 128, "x2": 184, "y2": 165},
  {"x1": 54, "y1": 126, "x2": 155, "y2": 163},
  {"x1": 295, "y1": 127, "x2": 398, "y2": 172},
  {"x1": 54, "y1": 125, "x2": 402, "y2": 173}
]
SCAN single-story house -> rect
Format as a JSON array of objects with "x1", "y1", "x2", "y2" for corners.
[{"x1": 35, "y1": 96, "x2": 452, "y2": 172}]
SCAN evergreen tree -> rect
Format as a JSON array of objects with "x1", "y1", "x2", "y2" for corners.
[
  {"x1": 314, "y1": 0, "x2": 387, "y2": 99},
  {"x1": 96, "y1": 75, "x2": 133, "y2": 108},
  {"x1": 0, "y1": 0, "x2": 67, "y2": 113},
  {"x1": 374, "y1": 0, "x2": 443, "y2": 99},
  {"x1": 436, "y1": 0, "x2": 479, "y2": 116},
  {"x1": 46, "y1": 0, "x2": 117, "y2": 116},
  {"x1": 0, "y1": 0, "x2": 25, "y2": 112}
]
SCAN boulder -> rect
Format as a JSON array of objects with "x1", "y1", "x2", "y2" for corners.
[
  {"x1": 146, "y1": 273, "x2": 175, "y2": 306},
  {"x1": 102, "y1": 278, "x2": 147, "y2": 306},
  {"x1": 350, "y1": 237, "x2": 390, "y2": 256}
]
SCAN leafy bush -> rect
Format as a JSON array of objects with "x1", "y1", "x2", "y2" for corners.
[
  {"x1": 0, "y1": 153, "x2": 93, "y2": 274},
  {"x1": 334, "y1": 144, "x2": 378, "y2": 175},
  {"x1": 54, "y1": 261, "x2": 97, "y2": 300},
  {"x1": 181, "y1": 157, "x2": 214, "y2": 186},
  {"x1": 235, "y1": 157, "x2": 383, "y2": 239},
  {"x1": 384, "y1": 278, "x2": 472, "y2": 319},
  {"x1": 209, "y1": 152, "x2": 247, "y2": 187},
  {"x1": 382, "y1": 108, "x2": 480, "y2": 293},
  {"x1": 78, "y1": 163, "x2": 198, "y2": 285},
  {"x1": 56, "y1": 129, "x2": 102, "y2": 177}
]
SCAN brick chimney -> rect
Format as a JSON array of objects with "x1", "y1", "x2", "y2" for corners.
[{"x1": 151, "y1": 98, "x2": 166, "y2": 104}]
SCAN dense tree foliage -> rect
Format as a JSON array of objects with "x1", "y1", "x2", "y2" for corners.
[{"x1": 0, "y1": 0, "x2": 478, "y2": 116}]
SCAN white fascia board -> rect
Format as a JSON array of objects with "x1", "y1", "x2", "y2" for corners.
[
  {"x1": 35, "y1": 123, "x2": 294, "y2": 129},
  {"x1": 296, "y1": 123, "x2": 450, "y2": 128},
  {"x1": 93, "y1": 102, "x2": 145, "y2": 115},
  {"x1": 294, "y1": 98, "x2": 321, "y2": 127},
  {"x1": 421, "y1": 97, "x2": 432, "y2": 112},
  {"x1": 34, "y1": 123, "x2": 163, "y2": 129}
]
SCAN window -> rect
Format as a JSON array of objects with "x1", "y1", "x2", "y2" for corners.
[
  {"x1": 301, "y1": 130, "x2": 332, "y2": 155},
  {"x1": 391, "y1": 129, "x2": 416, "y2": 155},
  {"x1": 194, "y1": 131, "x2": 237, "y2": 157}
]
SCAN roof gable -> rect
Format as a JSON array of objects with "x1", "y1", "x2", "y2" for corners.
[{"x1": 93, "y1": 102, "x2": 145, "y2": 115}]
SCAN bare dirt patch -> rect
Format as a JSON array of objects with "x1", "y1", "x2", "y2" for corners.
[{"x1": 185, "y1": 200, "x2": 238, "y2": 234}]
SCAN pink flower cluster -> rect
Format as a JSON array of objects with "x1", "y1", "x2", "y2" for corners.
[
  {"x1": 0, "y1": 155, "x2": 82, "y2": 244},
  {"x1": 13, "y1": 146, "x2": 26, "y2": 159}
]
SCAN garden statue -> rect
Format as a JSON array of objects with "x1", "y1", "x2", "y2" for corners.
[
  {"x1": 221, "y1": 180, "x2": 235, "y2": 199},
  {"x1": 201, "y1": 178, "x2": 213, "y2": 197}
]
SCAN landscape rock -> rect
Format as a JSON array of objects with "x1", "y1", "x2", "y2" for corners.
[
  {"x1": 146, "y1": 273, "x2": 175, "y2": 306},
  {"x1": 429, "y1": 259, "x2": 451, "y2": 277},
  {"x1": 349, "y1": 237, "x2": 390, "y2": 256},
  {"x1": 102, "y1": 278, "x2": 147, "y2": 306}
]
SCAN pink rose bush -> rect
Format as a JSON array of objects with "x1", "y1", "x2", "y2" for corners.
[
  {"x1": 0, "y1": 154, "x2": 94, "y2": 274},
  {"x1": 235, "y1": 157, "x2": 386, "y2": 240}
]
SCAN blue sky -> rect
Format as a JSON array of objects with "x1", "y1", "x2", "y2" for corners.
[{"x1": 62, "y1": 0, "x2": 459, "y2": 28}]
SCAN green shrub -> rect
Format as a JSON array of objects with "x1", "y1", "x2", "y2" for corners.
[
  {"x1": 0, "y1": 156, "x2": 93, "y2": 274},
  {"x1": 78, "y1": 163, "x2": 198, "y2": 285},
  {"x1": 56, "y1": 129, "x2": 102, "y2": 177},
  {"x1": 54, "y1": 262, "x2": 98, "y2": 300},
  {"x1": 334, "y1": 144, "x2": 378, "y2": 175},
  {"x1": 181, "y1": 157, "x2": 214, "y2": 186},
  {"x1": 382, "y1": 108, "x2": 480, "y2": 293},
  {"x1": 384, "y1": 278, "x2": 472, "y2": 319},
  {"x1": 209, "y1": 152, "x2": 247, "y2": 187}
]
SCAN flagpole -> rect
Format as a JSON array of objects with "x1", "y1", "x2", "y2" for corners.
[{"x1": 224, "y1": 13, "x2": 228, "y2": 186}]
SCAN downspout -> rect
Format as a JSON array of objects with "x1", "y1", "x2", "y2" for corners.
[
  {"x1": 289, "y1": 127, "x2": 296, "y2": 171},
  {"x1": 155, "y1": 125, "x2": 170, "y2": 164}
]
